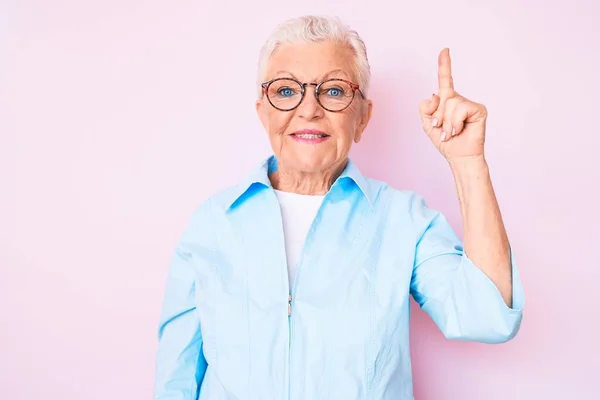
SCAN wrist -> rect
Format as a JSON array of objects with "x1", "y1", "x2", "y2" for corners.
[{"x1": 448, "y1": 155, "x2": 489, "y2": 177}]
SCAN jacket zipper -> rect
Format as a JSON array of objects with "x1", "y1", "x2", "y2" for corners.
[
  {"x1": 288, "y1": 293, "x2": 293, "y2": 400},
  {"x1": 286, "y1": 193, "x2": 328, "y2": 400},
  {"x1": 273, "y1": 186, "x2": 326, "y2": 400}
]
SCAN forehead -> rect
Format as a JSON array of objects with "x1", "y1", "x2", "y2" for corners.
[{"x1": 265, "y1": 41, "x2": 356, "y2": 81}]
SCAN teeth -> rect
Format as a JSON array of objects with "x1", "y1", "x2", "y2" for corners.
[{"x1": 295, "y1": 134, "x2": 325, "y2": 139}]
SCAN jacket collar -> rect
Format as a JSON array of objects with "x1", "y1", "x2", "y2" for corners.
[{"x1": 224, "y1": 155, "x2": 374, "y2": 211}]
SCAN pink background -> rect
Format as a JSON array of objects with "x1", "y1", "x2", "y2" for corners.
[{"x1": 2, "y1": 1, "x2": 599, "y2": 399}]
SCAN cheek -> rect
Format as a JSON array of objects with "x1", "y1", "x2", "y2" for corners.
[
  {"x1": 332, "y1": 112, "x2": 360, "y2": 140},
  {"x1": 267, "y1": 111, "x2": 292, "y2": 135}
]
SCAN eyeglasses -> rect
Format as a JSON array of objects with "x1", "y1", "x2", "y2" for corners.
[{"x1": 261, "y1": 77, "x2": 365, "y2": 112}]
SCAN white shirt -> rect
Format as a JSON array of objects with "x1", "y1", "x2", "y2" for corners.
[{"x1": 273, "y1": 189, "x2": 324, "y2": 289}]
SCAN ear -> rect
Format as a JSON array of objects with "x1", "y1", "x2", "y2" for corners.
[
  {"x1": 353, "y1": 99, "x2": 373, "y2": 143},
  {"x1": 256, "y1": 97, "x2": 268, "y2": 130}
]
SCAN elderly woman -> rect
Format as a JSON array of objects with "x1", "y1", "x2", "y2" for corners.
[{"x1": 154, "y1": 15, "x2": 524, "y2": 400}]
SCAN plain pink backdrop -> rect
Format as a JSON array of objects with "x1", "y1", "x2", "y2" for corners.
[{"x1": 2, "y1": 1, "x2": 599, "y2": 399}]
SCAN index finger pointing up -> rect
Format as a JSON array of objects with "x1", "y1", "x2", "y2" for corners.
[{"x1": 437, "y1": 48, "x2": 454, "y2": 92}]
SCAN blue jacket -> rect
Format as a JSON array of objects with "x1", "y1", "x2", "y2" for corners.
[{"x1": 154, "y1": 156, "x2": 524, "y2": 399}]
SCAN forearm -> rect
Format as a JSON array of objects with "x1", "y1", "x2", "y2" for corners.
[{"x1": 449, "y1": 156, "x2": 513, "y2": 307}]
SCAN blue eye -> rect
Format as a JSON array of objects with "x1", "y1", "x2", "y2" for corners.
[
  {"x1": 327, "y1": 88, "x2": 342, "y2": 97},
  {"x1": 278, "y1": 87, "x2": 295, "y2": 97}
]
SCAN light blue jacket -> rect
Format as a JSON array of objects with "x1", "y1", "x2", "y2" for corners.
[{"x1": 154, "y1": 155, "x2": 524, "y2": 399}]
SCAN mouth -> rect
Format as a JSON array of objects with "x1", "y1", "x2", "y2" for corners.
[{"x1": 290, "y1": 130, "x2": 330, "y2": 139}]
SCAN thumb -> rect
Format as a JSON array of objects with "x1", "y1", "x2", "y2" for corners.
[{"x1": 419, "y1": 94, "x2": 440, "y2": 118}]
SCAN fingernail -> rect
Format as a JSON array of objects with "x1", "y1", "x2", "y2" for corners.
[
  {"x1": 451, "y1": 127, "x2": 456, "y2": 136},
  {"x1": 441, "y1": 131, "x2": 447, "y2": 141},
  {"x1": 432, "y1": 118, "x2": 438, "y2": 127}
]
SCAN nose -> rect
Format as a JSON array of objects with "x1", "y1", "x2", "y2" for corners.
[{"x1": 296, "y1": 84, "x2": 324, "y2": 120}]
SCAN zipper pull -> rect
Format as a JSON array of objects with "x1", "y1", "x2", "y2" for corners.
[{"x1": 288, "y1": 295, "x2": 292, "y2": 316}]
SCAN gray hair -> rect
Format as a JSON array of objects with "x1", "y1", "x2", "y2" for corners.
[{"x1": 256, "y1": 15, "x2": 371, "y2": 97}]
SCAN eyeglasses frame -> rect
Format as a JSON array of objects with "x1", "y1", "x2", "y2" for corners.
[{"x1": 260, "y1": 77, "x2": 366, "y2": 112}]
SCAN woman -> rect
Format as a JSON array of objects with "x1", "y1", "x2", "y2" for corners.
[{"x1": 154, "y1": 15, "x2": 524, "y2": 400}]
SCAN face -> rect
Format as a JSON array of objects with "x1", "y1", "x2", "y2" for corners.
[{"x1": 256, "y1": 41, "x2": 373, "y2": 175}]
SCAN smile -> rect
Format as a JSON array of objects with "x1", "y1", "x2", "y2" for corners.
[
  {"x1": 290, "y1": 130, "x2": 330, "y2": 144},
  {"x1": 291, "y1": 133, "x2": 329, "y2": 139}
]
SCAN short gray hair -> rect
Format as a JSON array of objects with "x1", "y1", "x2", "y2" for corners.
[{"x1": 256, "y1": 15, "x2": 371, "y2": 97}]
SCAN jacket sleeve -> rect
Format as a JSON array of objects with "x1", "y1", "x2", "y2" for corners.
[
  {"x1": 154, "y1": 204, "x2": 212, "y2": 399},
  {"x1": 408, "y1": 194, "x2": 525, "y2": 344}
]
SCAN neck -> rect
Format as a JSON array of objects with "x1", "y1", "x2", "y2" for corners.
[{"x1": 270, "y1": 159, "x2": 347, "y2": 195}]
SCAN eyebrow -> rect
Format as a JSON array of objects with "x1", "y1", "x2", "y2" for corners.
[{"x1": 271, "y1": 69, "x2": 351, "y2": 81}]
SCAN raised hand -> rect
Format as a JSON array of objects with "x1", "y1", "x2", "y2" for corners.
[{"x1": 419, "y1": 48, "x2": 488, "y2": 161}]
